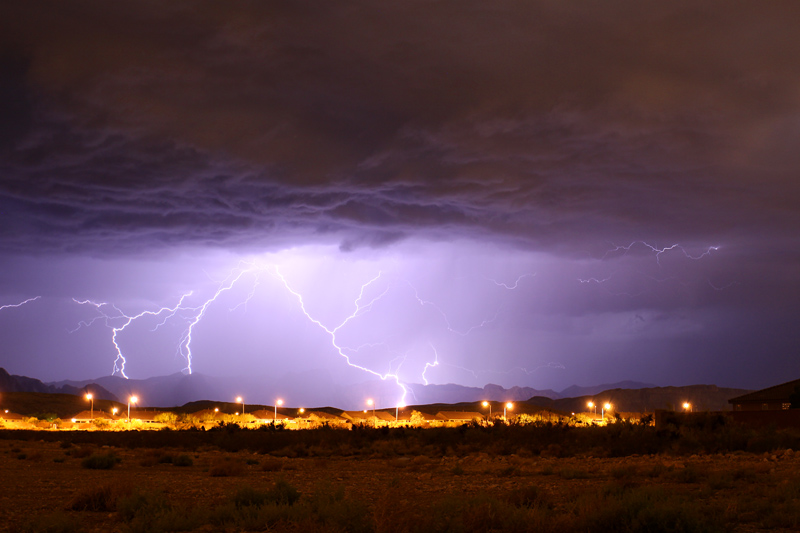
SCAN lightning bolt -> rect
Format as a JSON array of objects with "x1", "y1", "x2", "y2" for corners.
[
  {"x1": 0, "y1": 296, "x2": 41, "y2": 311},
  {"x1": 69, "y1": 257, "x2": 535, "y2": 403},
  {"x1": 73, "y1": 293, "x2": 195, "y2": 378},
  {"x1": 485, "y1": 273, "x2": 536, "y2": 289},
  {"x1": 602, "y1": 242, "x2": 720, "y2": 264},
  {"x1": 177, "y1": 263, "x2": 262, "y2": 375},
  {"x1": 421, "y1": 345, "x2": 439, "y2": 385},
  {"x1": 406, "y1": 280, "x2": 503, "y2": 336},
  {"x1": 272, "y1": 266, "x2": 410, "y2": 406}
]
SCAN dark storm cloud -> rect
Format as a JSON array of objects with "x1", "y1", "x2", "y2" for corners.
[{"x1": 1, "y1": 1, "x2": 798, "y2": 256}]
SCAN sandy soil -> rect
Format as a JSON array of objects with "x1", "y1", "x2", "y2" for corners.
[{"x1": 0, "y1": 438, "x2": 798, "y2": 532}]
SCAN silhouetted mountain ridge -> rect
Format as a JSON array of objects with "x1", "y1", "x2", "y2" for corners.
[
  {"x1": 0, "y1": 368, "x2": 752, "y2": 412},
  {"x1": 525, "y1": 384, "x2": 752, "y2": 413},
  {"x1": 0, "y1": 367, "x2": 118, "y2": 401}
]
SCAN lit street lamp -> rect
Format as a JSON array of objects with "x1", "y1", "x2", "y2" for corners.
[
  {"x1": 128, "y1": 395, "x2": 138, "y2": 422},
  {"x1": 236, "y1": 396, "x2": 244, "y2": 415},
  {"x1": 683, "y1": 402, "x2": 692, "y2": 412},
  {"x1": 85, "y1": 393, "x2": 93, "y2": 419},
  {"x1": 504, "y1": 402, "x2": 513, "y2": 419},
  {"x1": 602, "y1": 402, "x2": 612, "y2": 418},
  {"x1": 275, "y1": 398, "x2": 283, "y2": 422},
  {"x1": 587, "y1": 401, "x2": 596, "y2": 415},
  {"x1": 482, "y1": 400, "x2": 492, "y2": 419},
  {"x1": 367, "y1": 398, "x2": 374, "y2": 417}
]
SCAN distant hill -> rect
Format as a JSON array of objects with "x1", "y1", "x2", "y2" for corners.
[
  {"x1": 526, "y1": 384, "x2": 753, "y2": 413},
  {"x1": 0, "y1": 368, "x2": 753, "y2": 414},
  {"x1": 401, "y1": 382, "x2": 560, "y2": 405},
  {"x1": 0, "y1": 368, "x2": 118, "y2": 402},
  {"x1": 559, "y1": 381, "x2": 658, "y2": 399}
]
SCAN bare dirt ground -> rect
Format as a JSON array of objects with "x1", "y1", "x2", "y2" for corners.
[{"x1": 1, "y1": 437, "x2": 798, "y2": 532}]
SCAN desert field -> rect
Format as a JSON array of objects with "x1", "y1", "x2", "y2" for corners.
[{"x1": 1, "y1": 424, "x2": 799, "y2": 533}]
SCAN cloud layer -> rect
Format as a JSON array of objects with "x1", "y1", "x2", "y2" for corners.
[{"x1": 1, "y1": 2, "x2": 798, "y2": 398}]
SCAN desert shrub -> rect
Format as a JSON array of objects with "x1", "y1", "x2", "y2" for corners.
[
  {"x1": 610, "y1": 465, "x2": 637, "y2": 479},
  {"x1": 559, "y1": 467, "x2": 590, "y2": 480},
  {"x1": 174, "y1": 454, "x2": 193, "y2": 467},
  {"x1": 507, "y1": 484, "x2": 550, "y2": 509},
  {"x1": 260, "y1": 456, "x2": 283, "y2": 471},
  {"x1": 209, "y1": 457, "x2": 245, "y2": 477},
  {"x1": 268, "y1": 479, "x2": 302, "y2": 506},
  {"x1": 573, "y1": 484, "x2": 724, "y2": 533},
  {"x1": 117, "y1": 488, "x2": 208, "y2": 533},
  {"x1": 71, "y1": 446, "x2": 93, "y2": 458},
  {"x1": 70, "y1": 482, "x2": 132, "y2": 511},
  {"x1": 669, "y1": 464, "x2": 705, "y2": 484},
  {"x1": 304, "y1": 482, "x2": 371, "y2": 533},
  {"x1": 117, "y1": 489, "x2": 170, "y2": 522},
  {"x1": 497, "y1": 465, "x2": 520, "y2": 477},
  {"x1": 154, "y1": 412, "x2": 178, "y2": 427},
  {"x1": 424, "y1": 492, "x2": 533, "y2": 533},
  {"x1": 232, "y1": 479, "x2": 301, "y2": 508},
  {"x1": 156, "y1": 453, "x2": 173, "y2": 464},
  {"x1": 81, "y1": 452, "x2": 119, "y2": 470}
]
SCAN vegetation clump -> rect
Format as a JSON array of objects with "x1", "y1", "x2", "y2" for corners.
[{"x1": 81, "y1": 452, "x2": 120, "y2": 470}]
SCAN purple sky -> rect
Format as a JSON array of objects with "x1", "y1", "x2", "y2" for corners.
[{"x1": 1, "y1": 2, "x2": 799, "y2": 406}]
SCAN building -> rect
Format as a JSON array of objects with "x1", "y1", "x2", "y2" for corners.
[
  {"x1": 69, "y1": 410, "x2": 118, "y2": 424},
  {"x1": 251, "y1": 409, "x2": 290, "y2": 425},
  {"x1": 434, "y1": 411, "x2": 485, "y2": 425},
  {"x1": 728, "y1": 378, "x2": 800, "y2": 411},
  {"x1": 301, "y1": 410, "x2": 348, "y2": 427}
]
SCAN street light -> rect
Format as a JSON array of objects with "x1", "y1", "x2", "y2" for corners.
[
  {"x1": 683, "y1": 402, "x2": 691, "y2": 412},
  {"x1": 236, "y1": 396, "x2": 244, "y2": 415},
  {"x1": 587, "y1": 401, "x2": 596, "y2": 415},
  {"x1": 366, "y1": 398, "x2": 374, "y2": 417},
  {"x1": 602, "y1": 402, "x2": 611, "y2": 418},
  {"x1": 504, "y1": 402, "x2": 513, "y2": 419},
  {"x1": 482, "y1": 400, "x2": 492, "y2": 419},
  {"x1": 85, "y1": 393, "x2": 93, "y2": 419},
  {"x1": 128, "y1": 395, "x2": 138, "y2": 422},
  {"x1": 112, "y1": 407, "x2": 118, "y2": 418},
  {"x1": 275, "y1": 398, "x2": 283, "y2": 422}
]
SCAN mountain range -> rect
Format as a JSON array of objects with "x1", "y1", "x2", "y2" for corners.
[{"x1": 0, "y1": 367, "x2": 750, "y2": 412}]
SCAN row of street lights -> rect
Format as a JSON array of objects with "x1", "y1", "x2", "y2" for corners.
[
  {"x1": 482, "y1": 400, "x2": 514, "y2": 419},
  {"x1": 85, "y1": 392, "x2": 137, "y2": 421},
  {"x1": 587, "y1": 401, "x2": 613, "y2": 418}
]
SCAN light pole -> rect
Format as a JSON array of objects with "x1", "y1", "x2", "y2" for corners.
[
  {"x1": 85, "y1": 393, "x2": 93, "y2": 419},
  {"x1": 366, "y1": 398, "x2": 375, "y2": 425},
  {"x1": 683, "y1": 402, "x2": 692, "y2": 412},
  {"x1": 482, "y1": 400, "x2": 492, "y2": 420},
  {"x1": 112, "y1": 407, "x2": 118, "y2": 417},
  {"x1": 236, "y1": 396, "x2": 244, "y2": 415},
  {"x1": 602, "y1": 402, "x2": 611, "y2": 419},
  {"x1": 275, "y1": 398, "x2": 283, "y2": 423},
  {"x1": 504, "y1": 402, "x2": 513, "y2": 420},
  {"x1": 128, "y1": 395, "x2": 138, "y2": 422},
  {"x1": 396, "y1": 402, "x2": 405, "y2": 422},
  {"x1": 587, "y1": 401, "x2": 596, "y2": 416}
]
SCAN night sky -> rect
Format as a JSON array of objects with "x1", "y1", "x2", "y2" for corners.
[{"x1": 1, "y1": 2, "x2": 799, "y2": 407}]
